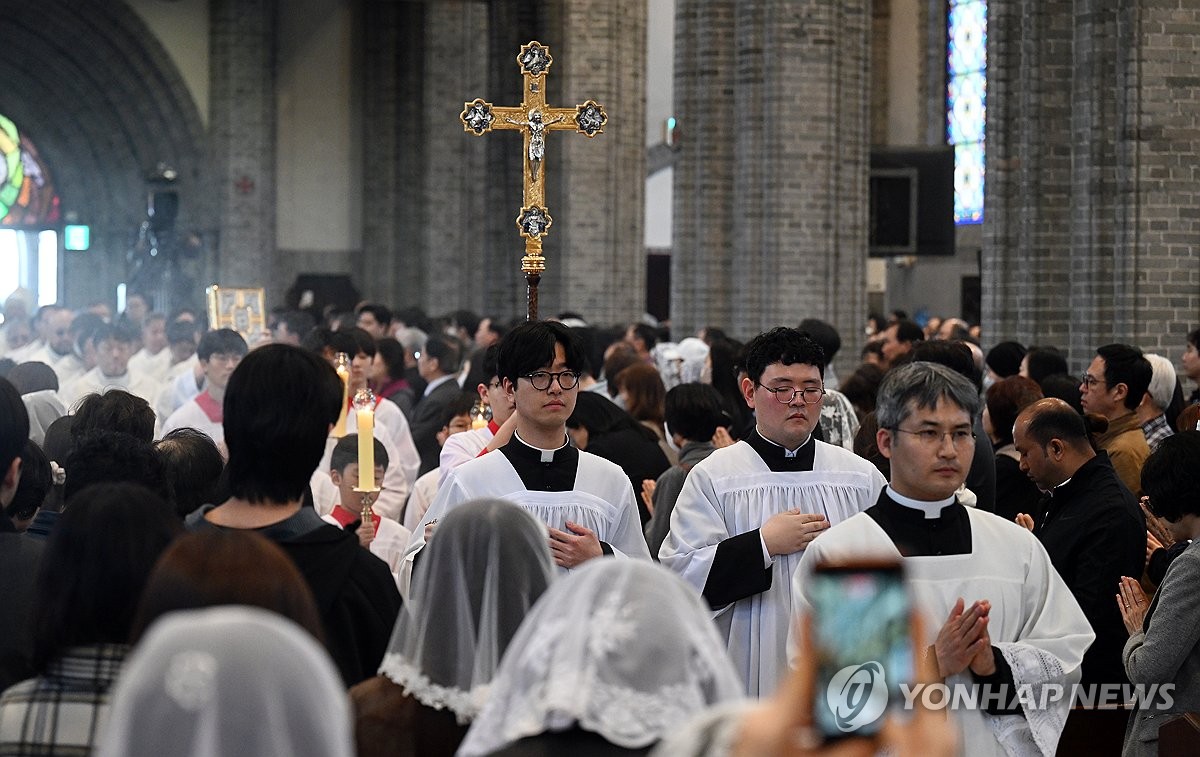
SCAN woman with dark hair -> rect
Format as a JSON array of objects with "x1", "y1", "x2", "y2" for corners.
[
  {"x1": 613, "y1": 362, "x2": 675, "y2": 465},
  {"x1": 566, "y1": 391, "x2": 670, "y2": 525},
  {"x1": 703, "y1": 338, "x2": 752, "y2": 439},
  {"x1": 837, "y1": 362, "x2": 884, "y2": 422},
  {"x1": 129, "y1": 529, "x2": 323, "y2": 643},
  {"x1": 371, "y1": 337, "x2": 416, "y2": 418},
  {"x1": 984, "y1": 376, "x2": 1045, "y2": 521},
  {"x1": 1117, "y1": 432, "x2": 1200, "y2": 757},
  {"x1": 351, "y1": 499, "x2": 554, "y2": 757},
  {"x1": 0, "y1": 482, "x2": 180, "y2": 754},
  {"x1": 5, "y1": 440, "x2": 50, "y2": 532}
]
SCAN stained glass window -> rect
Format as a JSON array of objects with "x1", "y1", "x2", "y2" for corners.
[
  {"x1": 947, "y1": 0, "x2": 986, "y2": 225},
  {"x1": 0, "y1": 114, "x2": 61, "y2": 227}
]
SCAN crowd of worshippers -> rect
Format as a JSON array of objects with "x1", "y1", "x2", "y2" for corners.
[{"x1": 0, "y1": 286, "x2": 1199, "y2": 756}]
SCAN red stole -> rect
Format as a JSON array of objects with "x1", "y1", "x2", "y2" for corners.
[
  {"x1": 194, "y1": 390, "x2": 223, "y2": 424},
  {"x1": 330, "y1": 504, "x2": 380, "y2": 530}
]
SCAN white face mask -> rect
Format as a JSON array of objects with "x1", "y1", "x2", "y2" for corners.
[{"x1": 663, "y1": 421, "x2": 681, "y2": 454}]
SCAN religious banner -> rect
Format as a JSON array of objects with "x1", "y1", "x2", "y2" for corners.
[{"x1": 205, "y1": 285, "x2": 265, "y2": 342}]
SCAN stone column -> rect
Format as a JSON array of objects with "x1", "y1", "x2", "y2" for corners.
[
  {"x1": 209, "y1": 0, "x2": 277, "y2": 294},
  {"x1": 984, "y1": 0, "x2": 1200, "y2": 364},
  {"x1": 535, "y1": 0, "x2": 647, "y2": 325},
  {"x1": 673, "y1": 0, "x2": 871, "y2": 369}
]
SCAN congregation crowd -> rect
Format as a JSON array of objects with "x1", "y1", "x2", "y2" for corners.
[{"x1": 0, "y1": 284, "x2": 1198, "y2": 757}]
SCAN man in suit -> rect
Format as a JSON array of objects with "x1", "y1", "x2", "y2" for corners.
[{"x1": 410, "y1": 333, "x2": 464, "y2": 475}]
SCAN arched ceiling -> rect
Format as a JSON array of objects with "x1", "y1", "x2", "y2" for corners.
[{"x1": 0, "y1": 0, "x2": 208, "y2": 299}]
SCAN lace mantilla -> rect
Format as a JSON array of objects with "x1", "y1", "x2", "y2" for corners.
[{"x1": 378, "y1": 653, "x2": 488, "y2": 725}]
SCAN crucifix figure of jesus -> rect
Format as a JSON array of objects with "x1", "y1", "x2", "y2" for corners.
[{"x1": 460, "y1": 40, "x2": 607, "y2": 321}]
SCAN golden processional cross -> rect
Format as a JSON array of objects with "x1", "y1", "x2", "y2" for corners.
[{"x1": 461, "y1": 40, "x2": 607, "y2": 321}]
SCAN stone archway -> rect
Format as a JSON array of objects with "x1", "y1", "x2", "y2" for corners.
[{"x1": 0, "y1": 1, "x2": 209, "y2": 309}]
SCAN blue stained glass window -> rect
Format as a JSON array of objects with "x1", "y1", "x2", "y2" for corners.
[{"x1": 947, "y1": 0, "x2": 986, "y2": 225}]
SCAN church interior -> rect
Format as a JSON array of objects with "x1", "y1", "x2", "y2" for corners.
[{"x1": 0, "y1": 0, "x2": 1196, "y2": 371}]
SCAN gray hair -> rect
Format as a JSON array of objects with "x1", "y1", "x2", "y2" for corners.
[
  {"x1": 1144, "y1": 354, "x2": 1176, "y2": 410},
  {"x1": 876, "y1": 361, "x2": 981, "y2": 429}
]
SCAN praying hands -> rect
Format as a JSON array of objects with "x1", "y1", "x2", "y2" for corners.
[
  {"x1": 547, "y1": 521, "x2": 603, "y2": 568},
  {"x1": 1116, "y1": 576, "x2": 1148, "y2": 635}
]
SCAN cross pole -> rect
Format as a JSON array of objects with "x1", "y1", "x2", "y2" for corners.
[{"x1": 460, "y1": 40, "x2": 607, "y2": 321}]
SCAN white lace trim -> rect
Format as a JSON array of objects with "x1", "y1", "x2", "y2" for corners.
[
  {"x1": 992, "y1": 641, "x2": 1071, "y2": 757},
  {"x1": 378, "y1": 653, "x2": 488, "y2": 725}
]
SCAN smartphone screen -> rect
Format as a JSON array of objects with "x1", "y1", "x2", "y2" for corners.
[{"x1": 809, "y1": 562, "x2": 911, "y2": 740}]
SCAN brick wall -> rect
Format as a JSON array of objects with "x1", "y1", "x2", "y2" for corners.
[
  {"x1": 672, "y1": 0, "x2": 871, "y2": 374},
  {"x1": 984, "y1": 0, "x2": 1200, "y2": 369}
]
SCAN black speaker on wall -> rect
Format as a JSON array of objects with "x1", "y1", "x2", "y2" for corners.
[{"x1": 148, "y1": 191, "x2": 179, "y2": 233}]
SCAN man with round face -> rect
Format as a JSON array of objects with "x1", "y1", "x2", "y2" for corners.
[
  {"x1": 60, "y1": 323, "x2": 158, "y2": 408},
  {"x1": 797, "y1": 363, "x2": 1094, "y2": 756},
  {"x1": 402, "y1": 321, "x2": 650, "y2": 595},
  {"x1": 161, "y1": 329, "x2": 249, "y2": 447},
  {"x1": 660, "y1": 327, "x2": 886, "y2": 698},
  {"x1": 128, "y1": 313, "x2": 171, "y2": 383},
  {"x1": 437, "y1": 344, "x2": 516, "y2": 484}
]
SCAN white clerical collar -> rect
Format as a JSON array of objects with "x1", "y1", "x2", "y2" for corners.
[
  {"x1": 886, "y1": 486, "x2": 956, "y2": 520},
  {"x1": 754, "y1": 426, "x2": 811, "y2": 458},
  {"x1": 1051, "y1": 476, "x2": 1073, "y2": 492},
  {"x1": 514, "y1": 430, "x2": 571, "y2": 463}
]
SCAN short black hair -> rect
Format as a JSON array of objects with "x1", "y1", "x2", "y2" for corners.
[
  {"x1": 336, "y1": 327, "x2": 377, "y2": 358},
  {"x1": 664, "y1": 383, "x2": 727, "y2": 442},
  {"x1": 892, "y1": 319, "x2": 925, "y2": 345},
  {"x1": 356, "y1": 303, "x2": 393, "y2": 328},
  {"x1": 7, "y1": 439, "x2": 50, "y2": 521},
  {"x1": 797, "y1": 319, "x2": 841, "y2": 362},
  {"x1": 481, "y1": 344, "x2": 500, "y2": 382},
  {"x1": 566, "y1": 391, "x2": 656, "y2": 442},
  {"x1": 497, "y1": 321, "x2": 586, "y2": 386},
  {"x1": 629, "y1": 323, "x2": 658, "y2": 351},
  {"x1": 742, "y1": 327, "x2": 825, "y2": 384},
  {"x1": 33, "y1": 482, "x2": 180, "y2": 672},
  {"x1": 276, "y1": 309, "x2": 316, "y2": 339},
  {"x1": 1039, "y1": 372, "x2": 1084, "y2": 414},
  {"x1": 1188, "y1": 328, "x2": 1200, "y2": 351},
  {"x1": 451, "y1": 309, "x2": 481, "y2": 338},
  {"x1": 1025, "y1": 346, "x2": 1069, "y2": 385},
  {"x1": 330, "y1": 434, "x2": 390, "y2": 475},
  {"x1": 424, "y1": 334, "x2": 463, "y2": 374},
  {"x1": 92, "y1": 322, "x2": 137, "y2": 346},
  {"x1": 1142, "y1": 431, "x2": 1200, "y2": 522},
  {"x1": 1096, "y1": 343, "x2": 1153, "y2": 412},
  {"x1": 909, "y1": 340, "x2": 981, "y2": 393},
  {"x1": 197, "y1": 328, "x2": 249, "y2": 362},
  {"x1": 224, "y1": 345, "x2": 343, "y2": 504},
  {"x1": 166, "y1": 319, "x2": 200, "y2": 345},
  {"x1": 1022, "y1": 402, "x2": 1090, "y2": 449},
  {"x1": 72, "y1": 390, "x2": 156, "y2": 442},
  {"x1": 64, "y1": 431, "x2": 170, "y2": 502},
  {"x1": 156, "y1": 429, "x2": 226, "y2": 519},
  {"x1": 442, "y1": 390, "x2": 477, "y2": 427}
]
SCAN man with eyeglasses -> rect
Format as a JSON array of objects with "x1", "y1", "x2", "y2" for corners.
[
  {"x1": 161, "y1": 328, "x2": 249, "y2": 448},
  {"x1": 402, "y1": 321, "x2": 650, "y2": 590},
  {"x1": 1079, "y1": 343, "x2": 1152, "y2": 495},
  {"x1": 796, "y1": 363, "x2": 1093, "y2": 756},
  {"x1": 660, "y1": 327, "x2": 886, "y2": 697}
]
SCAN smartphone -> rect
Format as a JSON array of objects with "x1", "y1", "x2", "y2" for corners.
[{"x1": 809, "y1": 561, "x2": 912, "y2": 741}]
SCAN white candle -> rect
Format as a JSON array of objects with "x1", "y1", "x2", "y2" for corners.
[{"x1": 357, "y1": 406, "x2": 376, "y2": 490}]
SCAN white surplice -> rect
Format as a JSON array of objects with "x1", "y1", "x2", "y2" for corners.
[
  {"x1": 659, "y1": 439, "x2": 886, "y2": 697},
  {"x1": 400, "y1": 444, "x2": 652, "y2": 597},
  {"x1": 794, "y1": 508, "x2": 1095, "y2": 757}
]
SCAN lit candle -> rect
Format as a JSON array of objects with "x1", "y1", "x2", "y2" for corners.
[
  {"x1": 470, "y1": 398, "x2": 489, "y2": 430},
  {"x1": 333, "y1": 352, "x2": 350, "y2": 437},
  {"x1": 354, "y1": 388, "x2": 377, "y2": 490}
]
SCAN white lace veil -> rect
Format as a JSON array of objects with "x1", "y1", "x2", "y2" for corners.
[
  {"x1": 458, "y1": 560, "x2": 746, "y2": 756},
  {"x1": 378, "y1": 497, "x2": 555, "y2": 723},
  {"x1": 95, "y1": 606, "x2": 353, "y2": 757}
]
